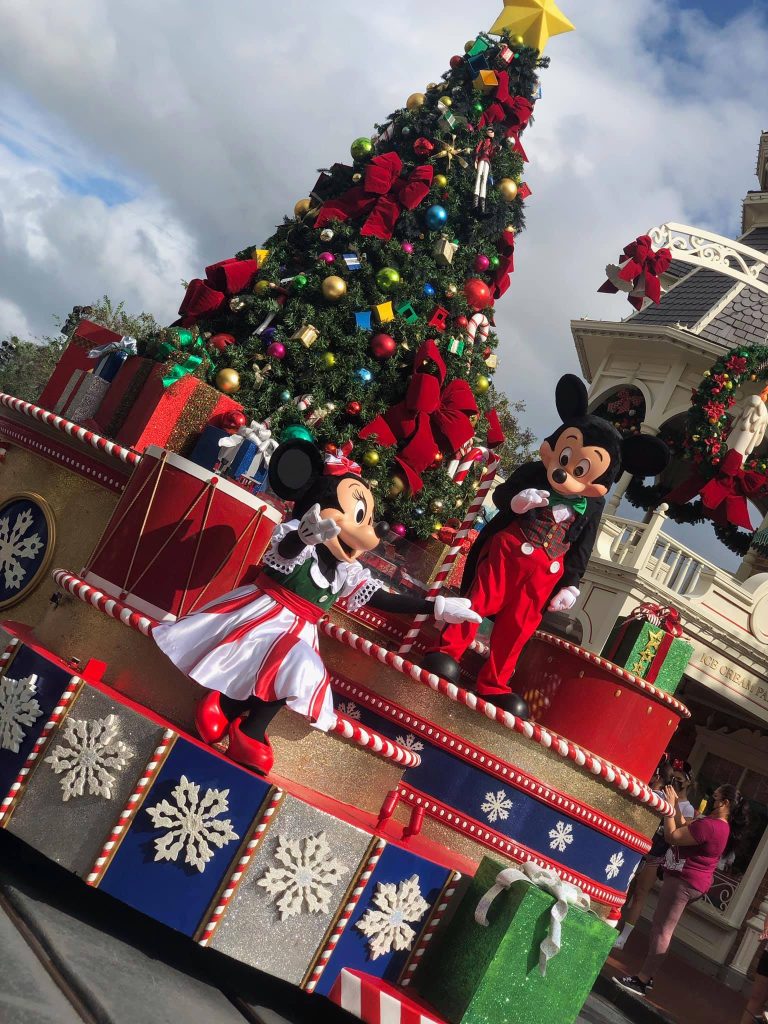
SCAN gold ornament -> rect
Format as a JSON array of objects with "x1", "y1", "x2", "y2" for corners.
[
  {"x1": 431, "y1": 499, "x2": 444, "y2": 512},
  {"x1": 352, "y1": 172, "x2": 362, "y2": 182},
  {"x1": 387, "y1": 474, "x2": 406, "y2": 498},
  {"x1": 362, "y1": 450, "x2": 380, "y2": 467},
  {"x1": 505, "y1": 224, "x2": 517, "y2": 235},
  {"x1": 320, "y1": 228, "x2": 334, "y2": 242},
  {"x1": 294, "y1": 197, "x2": 312, "y2": 218},
  {"x1": 445, "y1": 283, "x2": 458, "y2": 298},
  {"x1": 426, "y1": 82, "x2": 439, "y2": 91},
  {"x1": 253, "y1": 280, "x2": 272, "y2": 296},
  {"x1": 322, "y1": 352, "x2": 336, "y2": 368},
  {"x1": 490, "y1": 0, "x2": 575, "y2": 53},
  {"x1": 406, "y1": 92, "x2": 426, "y2": 110},
  {"x1": 432, "y1": 521, "x2": 443, "y2": 532},
  {"x1": 464, "y1": 39, "x2": 475, "y2": 52},
  {"x1": 229, "y1": 296, "x2": 247, "y2": 312},
  {"x1": 439, "y1": 96, "x2": 452, "y2": 107},
  {"x1": 434, "y1": 173, "x2": 448, "y2": 188},
  {"x1": 369, "y1": 479, "x2": 379, "y2": 488},
  {"x1": 216, "y1": 368, "x2": 241, "y2": 394},
  {"x1": 476, "y1": 374, "x2": 491, "y2": 394},
  {"x1": 322, "y1": 275, "x2": 347, "y2": 301},
  {"x1": 498, "y1": 178, "x2": 519, "y2": 201}
]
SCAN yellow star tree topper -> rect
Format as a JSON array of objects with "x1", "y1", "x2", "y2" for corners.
[{"x1": 490, "y1": 0, "x2": 574, "y2": 52}]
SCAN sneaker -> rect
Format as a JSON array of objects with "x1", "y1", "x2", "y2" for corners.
[{"x1": 612, "y1": 975, "x2": 652, "y2": 997}]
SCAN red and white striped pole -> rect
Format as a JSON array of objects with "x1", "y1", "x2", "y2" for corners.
[{"x1": 398, "y1": 447, "x2": 500, "y2": 655}]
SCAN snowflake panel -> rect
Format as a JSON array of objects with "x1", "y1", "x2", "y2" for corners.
[
  {"x1": 99, "y1": 736, "x2": 270, "y2": 936},
  {"x1": 7, "y1": 684, "x2": 167, "y2": 876},
  {"x1": 0, "y1": 496, "x2": 53, "y2": 609},
  {"x1": 210, "y1": 794, "x2": 374, "y2": 984},
  {"x1": 314, "y1": 841, "x2": 452, "y2": 997},
  {"x1": 0, "y1": 643, "x2": 75, "y2": 802}
]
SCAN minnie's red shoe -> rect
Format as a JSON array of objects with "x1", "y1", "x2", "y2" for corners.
[
  {"x1": 226, "y1": 719, "x2": 274, "y2": 776},
  {"x1": 195, "y1": 691, "x2": 231, "y2": 744}
]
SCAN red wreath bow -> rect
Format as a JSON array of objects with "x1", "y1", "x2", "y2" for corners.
[
  {"x1": 324, "y1": 440, "x2": 362, "y2": 477},
  {"x1": 629, "y1": 602, "x2": 684, "y2": 637},
  {"x1": 177, "y1": 257, "x2": 260, "y2": 325},
  {"x1": 666, "y1": 448, "x2": 768, "y2": 531},
  {"x1": 478, "y1": 72, "x2": 534, "y2": 142},
  {"x1": 358, "y1": 340, "x2": 478, "y2": 493},
  {"x1": 314, "y1": 152, "x2": 434, "y2": 241},
  {"x1": 492, "y1": 228, "x2": 516, "y2": 299},
  {"x1": 598, "y1": 235, "x2": 672, "y2": 311}
]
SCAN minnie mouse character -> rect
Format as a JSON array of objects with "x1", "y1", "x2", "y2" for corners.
[
  {"x1": 423, "y1": 374, "x2": 670, "y2": 718},
  {"x1": 153, "y1": 440, "x2": 480, "y2": 774}
]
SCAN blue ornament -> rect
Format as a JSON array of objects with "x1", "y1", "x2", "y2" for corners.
[
  {"x1": 262, "y1": 327, "x2": 277, "y2": 344},
  {"x1": 355, "y1": 367, "x2": 373, "y2": 384},
  {"x1": 425, "y1": 204, "x2": 448, "y2": 231},
  {"x1": 280, "y1": 390, "x2": 292, "y2": 402},
  {"x1": 423, "y1": 283, "x2": 436, "y2": 297}
]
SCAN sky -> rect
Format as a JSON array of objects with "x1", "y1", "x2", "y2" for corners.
[{"x1": 0, "y1": 0, "x2": 767, "y2": 569}]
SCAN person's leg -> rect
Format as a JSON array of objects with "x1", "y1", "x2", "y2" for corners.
[
  {"x1": 239, "y1": 698, "x2": 287, "y2": 742},
  {"x1": 639, "y1": 876, "x2": 699, "y2": 981},
  {"x1": 740, "y1": 968, "x2": 768, "y2": 1024},
  {"x1": 436, "y1": 536, "x2": 510, "y2": 664},
  {"x1": 614, "y1": 860, "x2": 658, "y2": 949}
]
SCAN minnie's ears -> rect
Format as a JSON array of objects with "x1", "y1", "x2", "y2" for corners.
[
  {"x1": 621, "y1": 435, "x2": 670, "y2": 478},
  {"x1": 267, "y1": 440, "x2": 324, "y2": 499},
  {"x1": 555, "y1": 374, "x2": 589, "y2": 421}
]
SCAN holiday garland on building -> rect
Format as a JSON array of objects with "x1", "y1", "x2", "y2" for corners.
[{"x1": 138, "y1": 13, "x2": 565, "y2": 539}]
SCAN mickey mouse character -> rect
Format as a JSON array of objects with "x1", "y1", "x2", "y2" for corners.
[
  {"x1": 422, "y1": 375, "x2": 669, "y2": 718},
  {"x1": 153, "y1": 440, "x2": 480, "y2": 774}
]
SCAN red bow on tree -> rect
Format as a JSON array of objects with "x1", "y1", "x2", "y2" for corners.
[
  {"x1": 359, "y1": 340, "x2": 478, "y2": 493},
  {"x1": 314, "y1": 152, "x2": 434, "y2": 241},
  {"x1": 478, "y1": 72, "x2": 534, "y2": 139},
  {"x1": 598, "y1": 235, "x2": 672, "y2": 311},
  {"x1": 492, "y1": 228, "x2": 516, "y2": 299},
  {"x1": 629, "y1": 602, "x2": 684, "y2": 637},
  {"x1": 324, "y1": 440, "x2": 362, "y2": 477},
  {"x1": 666, "y1": 448, "x2": 768, "y2": 531},
  {"x1": 177, "y1": 258, "x2": 260, "y2": 325}
]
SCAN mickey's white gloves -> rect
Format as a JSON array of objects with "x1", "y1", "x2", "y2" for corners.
[
  {"x1": 433, "y1": 595, "x2": 483, "y2": 625},
  {"x1": 547, "y1": 585, "x2": 580, "y2": 613},
  {"x1": 297, "y1": 504, "x2": 340, "y2": 546},
  {"x1": 511, "y1": 488, "x2": 550, "y2": 514}
]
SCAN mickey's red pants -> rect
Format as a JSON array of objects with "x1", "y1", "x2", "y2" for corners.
[{"x1": 436, "y1": 525, "x2": 564, "y2": 697}]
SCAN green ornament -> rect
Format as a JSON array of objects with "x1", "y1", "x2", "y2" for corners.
[
  {"x1": 350, "y1": 136, "x2": 373, "y2": 160},
  {"x1": 280, "y1": 390, "x2": 292, "y2": 402},
  {"x1": 293, "y1": 274, "x2": 308, "y2": 289},
  {"x1": 473, "y1": 101, "x2": 484, "y2": 114},
  {"x1": 376, "y1": 267, "x2": 401, "y2": 292},
  {"x1": 490, "y1": 255, "x2": 500, "y2": 268},
  {"x1": 280, "y1": 424, "x2": 314, "y2": 443}
]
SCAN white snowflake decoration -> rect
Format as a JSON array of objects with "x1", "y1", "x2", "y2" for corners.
[
  {"x1": 481, "y1": 789, "x2": 513, "y2": 824},
  {"x1": 44, "y1": 714, "x2": 133, "y2": 801},
  {"x1": 257, "y1": 832, "x2": 347, "y2": 920},
  {"x1": 395, "y1": 733, "x2": 424, "y2": 753},
  {"x1": 145, "y1": 775, "x2": 239, "y2": 873},
  {"x1": 605, "y1": 851, "x2": 625, "y2": 880},
  {"x1": 549, "y1": 821, "x2": 575, "y2": 854},
  {"x1": 336, "y1": 701, "x2": 362, "y2": 721},
  {"x1": 356, "y1": 874, "x2": 430, "y2": 960},
  {"x1": 0, "y1": 673, "x2": 42, "y2": 753},
  {"x1": 0, "y1": 508, "x2": 44, "y2": 590}
]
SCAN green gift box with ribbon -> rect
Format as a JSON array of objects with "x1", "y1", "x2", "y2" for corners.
[{"x1": 414, "y1": 858, "x2": 616, "y2": 1024}]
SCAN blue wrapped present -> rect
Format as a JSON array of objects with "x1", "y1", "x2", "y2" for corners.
[
  {"x1": 189, "y1": 425, "x2": 228, "y2": 471},
  {"x1": 94, "y1": 350, "x2": 129, "y2": 382}
]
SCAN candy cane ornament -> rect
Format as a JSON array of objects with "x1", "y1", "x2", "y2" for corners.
[
  {"x1": 465, "y1": 312, "x2": 490, "y2": 368},
  {"x1": 398, "y1": 447, "x2": 500, "y2": 654}
]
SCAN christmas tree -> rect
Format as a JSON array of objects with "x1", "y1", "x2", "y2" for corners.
[{"x1": 155, "y1": 4, "x2": 572, "y2": 539}]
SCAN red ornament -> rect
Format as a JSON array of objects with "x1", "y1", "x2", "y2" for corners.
[
  {"x1": 324, "y1": 443, "x2": 337, "y2": 454},
  {"x1": 209, "y1": 333, "x2": 236, "y2": 352},
  {"x1": 413, "y1": 137, "x2": 435, "y2": 157},
  {"x1": 456, "y1": 315, "x2": 469, "y2": 329},
  {"x1": 223, "y1": 410, "x2": 247, "y2": 430},
  {"x1": 483, "y1": 347, "x2": 492, "y2": 358},
  {"x1": 450, "y1": 55, "x2": 464, "y2": 69},
  {"x1": 267, "y1": 342, "x2": 286, "y2": 360},
  {"x1": 346, "y1": 401, "x2": 362, "y2": 416},
  {"x1": 464, "y1": 278, "x2": 493, "y2": 311},
  {"x1": 370, "y1": 333, "x2": 397, "y2": 358}
]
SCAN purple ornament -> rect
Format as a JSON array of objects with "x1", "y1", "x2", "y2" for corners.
[
  {"x1": 391, "y1": 523, "x2": 407, "y2": 538},
  {"x1": 261, "y1": 327, "x2": 277, "y2": 343},
  {"x1": 474, "y1": 254, "x2": 491, "y2": 272},
  {"x1": 401, "y1": 242, "x2": 414, "y2": 255},
  {"x1": 267, "y1": 342, "x2": 286, "y2": 360},
  {"x1": 319, "y1": 251, "x2": 335, "y2": 263}
]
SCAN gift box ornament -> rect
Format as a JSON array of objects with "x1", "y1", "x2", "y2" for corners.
[
  {"x1": 438, "y1": 109, "x2": 459, "y2": 133},
  {"x1": 447, "y1": 337, "x2": 465, "y2": 356},
  {"x1": 602, "y1": 608, "x2": 693, "y2": 696},
  {"x1": 38, "y1": 319, "x2": 121, "y2": 411},
  {"x1": 375, "y1": 302, "x2": 395, "y2": 324},
  {"x1": 93, "y1": 355, "x2": 155, "y2": 436},
  {"x1": 88, "y1": 334, "x2": 137, "y2": 382},
  {"x1": 428, "y1": 307, "x2": 450, "y2": 332},
  {"x1": 189, "y1": 425, "x2": 229, "y2": 471},
  {"x1": 218, "y1": 421, "x2": 277, "y2": 485},
  {"x1": 465, "y1": 33, "x2": 492, "y2": 57},
  {"x1": 415, "y1": 858, "x2": 615, "y2": 1024},
  {"x1": 433, "y1": 236, "x2": 459, "y2": 267},
  {"x1": 290, "y1": 324, "x2": 320, "y2": 348},
  {"x1": 473, "y1": 70, "x2": 498, "y2": 93},
  {"x1": 396, "y1": 301, "x2": 419, "y2": 324}
]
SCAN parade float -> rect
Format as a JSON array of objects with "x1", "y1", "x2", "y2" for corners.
[{"x1": 0, "y1": 5, "x2": 696, "y2": 1022}]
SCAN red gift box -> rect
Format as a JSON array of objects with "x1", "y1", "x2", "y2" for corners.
[
  {"x1": 38, "y1": 320, "x2": 122, "y2": 411},
  {"x1": 92, "y1": 355, "x2": 155, "y2": 437},
  {"x1": 330, "y1": 970, "x2": 446, "y2": 1024}
]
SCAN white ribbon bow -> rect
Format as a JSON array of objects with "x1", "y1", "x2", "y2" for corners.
[
  {"x1": 474, "y1": 862, "x2": 591, "y2": 976},
  {"x1": 218, "y1": 420, "x2": 278, "y2": 474},
  {"x1": 87, "y1": 335, "x2": 138, "y2": 358}
]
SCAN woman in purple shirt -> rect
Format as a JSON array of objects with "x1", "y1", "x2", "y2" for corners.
[{"x1": 615, "y1": 783, "x2": 748, "y2": 998}]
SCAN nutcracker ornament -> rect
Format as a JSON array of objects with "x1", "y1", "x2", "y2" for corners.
[
  {"x1": 473, "y1": 127, "x2": 500, "y2": 215},
  {"x1": 422, "y1": 375, "x2": 670, "y2": 718},
  {"x1": 154, "y1": 440, "x2": 480, "y2": 775}
]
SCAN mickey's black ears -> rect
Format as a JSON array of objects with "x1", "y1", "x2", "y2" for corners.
[
  {"x1": 268, "y1": 440, "x2": 325, "y2": 499},
  {"x1": 555, "y1": 374, "x2": 589, "y2": 422},
  {"x1": 620, "y1": 434, "x2": 670, "y2": 478}
]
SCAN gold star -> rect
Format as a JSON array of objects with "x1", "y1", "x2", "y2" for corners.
[{"x1": 489, "y1": 0, "x2": 574, "y2": 52}]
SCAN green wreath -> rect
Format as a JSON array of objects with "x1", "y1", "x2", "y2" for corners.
[{"x1": 625, "y1": 343, "x2": 768, "y2": 556}]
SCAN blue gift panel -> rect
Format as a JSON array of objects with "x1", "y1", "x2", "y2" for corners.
[
  {"x1": 0, "y1": 496, "x2": 52, "y2": 607},
  {"x1": 315, "y1": 842, "x2": 451, "y2": 997},
  {"x1": 99, "y1": 737, "x2": 270, "y2": 937},
  {"x1": 332, "y1": 695, "x2": 641, "y2": 895},
  {"x1": 0, "y1": 644, "x2": 74, "y2": 800}
]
